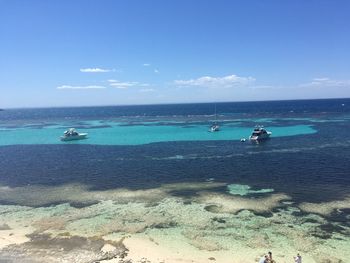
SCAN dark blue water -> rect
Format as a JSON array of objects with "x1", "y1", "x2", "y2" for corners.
[
  {"x1": 2, "y1": 98, "x2": 349, "y2": 121},
  {"x1": 1, "y1": 99, "x2": 350, "y2": 208}
]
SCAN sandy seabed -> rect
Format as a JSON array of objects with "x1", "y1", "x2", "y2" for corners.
[{"x1": 0, "y1": 182, "x2": 349, "y2": 263}]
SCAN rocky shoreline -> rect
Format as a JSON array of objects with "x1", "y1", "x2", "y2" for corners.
[
  {"x1": 0, "y1": 233, "x2": 130, "y2": 263},
  {"x1": 0, "y1": 183, "x2": 349, "y2": 263}
]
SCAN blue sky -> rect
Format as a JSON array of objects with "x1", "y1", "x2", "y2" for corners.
[{"x1": 0, "y1": 0, "x2": 349, "y2": 108}]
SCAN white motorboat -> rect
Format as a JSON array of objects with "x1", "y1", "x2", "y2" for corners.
[
  {"x1": 60, "y1": 128, "x2": 88, "y2": 141},
  {"x1": 249, "y1": 126, "x2": 271, "y2": 141}
]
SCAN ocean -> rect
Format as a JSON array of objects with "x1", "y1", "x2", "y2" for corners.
[{"x1": 0, "y1": 98, "x2": 349, "y2": 263}]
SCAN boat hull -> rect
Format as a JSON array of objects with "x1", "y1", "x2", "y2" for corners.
[
  {"x1": 249, "y1": 132, "x2": 271, "y2": 141},
  {"x1": 60, "y1": 133, "x2": 88, "y2": 141}
]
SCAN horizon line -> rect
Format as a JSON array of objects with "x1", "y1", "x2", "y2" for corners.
[{"x1": 2, "y1": 96, "x2": 349, "y2": 110}]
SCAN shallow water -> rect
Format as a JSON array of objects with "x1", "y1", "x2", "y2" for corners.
[{"x1": 0, "y1": 121, "x2": 316, "y2": 145}]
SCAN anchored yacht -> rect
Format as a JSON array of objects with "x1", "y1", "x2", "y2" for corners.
[
  {"x1": 60, "y1": 128, "x2": 88, "y2": 141},
  {"x1": 249, "y1": 126, "x2": 271, "y2": 141}
]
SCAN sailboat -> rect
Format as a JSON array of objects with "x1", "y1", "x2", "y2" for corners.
[{"x1": 209, "y1": 104, "x2": 220, "y2": 132}]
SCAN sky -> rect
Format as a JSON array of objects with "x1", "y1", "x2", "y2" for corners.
[{"x1": 0, "y1": 0, "x2": 349, "y2": 108}]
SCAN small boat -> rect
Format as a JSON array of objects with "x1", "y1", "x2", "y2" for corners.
[
  {"x1": 209, "y1": 104, "x2": 220, "y2": 132},
  {"x1": 60, "y1": 128, "x2": 88, "y2": 141},
  {"x1": 210, "y1": 123, "x2": 220, "y2": 132},
  {"x1": 249, "y1": 126, "x2": 271, "y2": 141}
]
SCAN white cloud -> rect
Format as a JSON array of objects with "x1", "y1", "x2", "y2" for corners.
[
  {"x1": 80, "y1": 68, "x2": 114, "y2": 73},
  {"x1": 143, "y1": 63, "x2": 151, "y2": 67},
  {"x1": 174, "y1": 74, "x2": 255, "y2": 89},
  {"x1": 108, "y1": 80, "x2": 150, "y2": 89},
  {"x1": 110, "y1": 82, "x2": 137, "y2": 89},
  {"x1": 300, "y1": 77, "x2": 350, "y2": 88},
  {"x1": 57, "y1": 85, "x2": 106, "y2": 90},
  {"x1": 154, "y1": 69, "x2": 159, "y2": 73}
]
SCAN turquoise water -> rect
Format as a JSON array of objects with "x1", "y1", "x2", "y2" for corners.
[
  {"x1": 0, "y1": 121, "x2": 316, "y2": 146},
  {"x1": 227, "y1": 184, "x2": 274, "y2": 196}
]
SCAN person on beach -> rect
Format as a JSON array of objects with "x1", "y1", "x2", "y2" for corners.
[
  {"x1": 267, "y1": 251, "x2": 276, "y2": 263},
  {"x1": 259, "y1": 254, "x2": 269, "y2": 263},
  {"x1": 294, "y1": 253, "x2": 302, "y2": 263}
]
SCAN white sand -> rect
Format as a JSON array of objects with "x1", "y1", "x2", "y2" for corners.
[
  {"x1": 123, "y1": 234, "x2": 249, "y2": 263},
  {"x1": 0, "y1": 227, "x2": 32, "y2": 249},
  {"x1": 120, "y1": 232, "x2": 317, "y2": 263}
]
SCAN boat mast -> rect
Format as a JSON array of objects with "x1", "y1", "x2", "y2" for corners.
[{"x1": 214, "y1": 103, "x2": 217, "y2": 124}]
